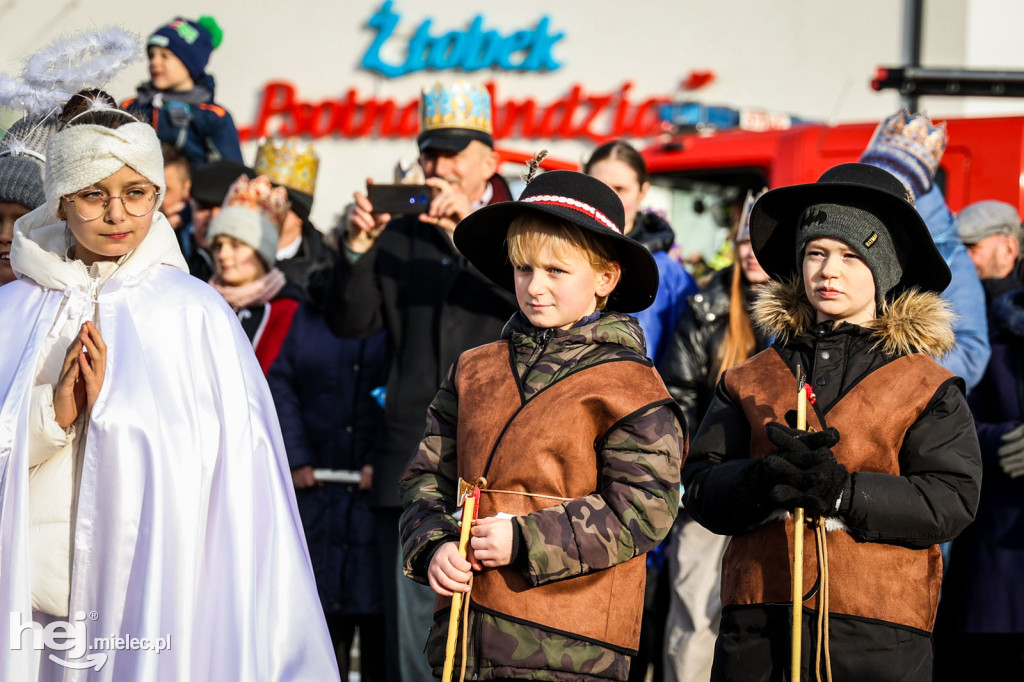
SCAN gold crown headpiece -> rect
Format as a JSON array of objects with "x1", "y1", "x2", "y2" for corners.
[
  {"x1": 223, "y1": 175, "x2": 290, "y2": 232},
  {"x1": 254, "y1": 137, "x2": 319, "y2": 196},
  {"x1": 419, "y1": 79, "x2": 493, "y2": 135}
]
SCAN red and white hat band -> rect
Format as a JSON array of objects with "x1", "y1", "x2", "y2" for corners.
[{"x1": 522, "y1": 194, "x2": 621, "y2": 234}]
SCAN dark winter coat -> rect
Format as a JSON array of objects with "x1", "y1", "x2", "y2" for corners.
[
  {"x1": 683, "y1": 279, "x2": 982, "y2": 682},
  {"x1": 325, "y1": 175, "x2": 517, "y2": 509},
  {"x1": 267, "y1": 296, "x2": 388, "y2": 616},
  {"x1": 657, "y1": 266, "x2": 771, "y2": 438},
  {"x1": 939, "y1": 280, "x2": 1024, "y2": 633},
  {"x1": 124, "y1": 75, "x2": 243, "y2": 170}
]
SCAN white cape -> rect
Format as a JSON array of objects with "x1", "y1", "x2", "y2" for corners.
[{"x1": 0, "y1": 208, "x2": 340, "y2": 681}]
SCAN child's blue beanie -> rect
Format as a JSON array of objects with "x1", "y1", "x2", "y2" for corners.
[{"x1": 148, "y1": 16, "x2": 222, "y2": 85}]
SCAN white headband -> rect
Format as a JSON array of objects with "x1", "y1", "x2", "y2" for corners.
[{"x1": 44, "y1": 121, "x2": 165, "y2": 220}]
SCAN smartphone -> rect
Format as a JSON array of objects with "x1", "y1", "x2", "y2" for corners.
[{"x1": 367, "y1": 184, "x2": 433, "y2": 214}]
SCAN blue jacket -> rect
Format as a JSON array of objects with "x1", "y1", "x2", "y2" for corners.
[
  {"x1": 629, "y1": 211, "x2": 699, "y2": 364},
  {"x1": 124, "y1": 75, "x2": 243, "y2": 170},
  {"x1": 938, "y1": 282, "x2": 1024, "y2": 633},
  {"x1": 916, "y1": 184, "x2": 990, "y2": 390},
  {"x1": 267, "y1": 300, "x2": 388, "y2": 616}
]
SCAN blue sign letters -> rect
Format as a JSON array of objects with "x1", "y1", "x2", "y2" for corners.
[{"x1": 361, "y1": 1, "x2": 565, "y2": 77}]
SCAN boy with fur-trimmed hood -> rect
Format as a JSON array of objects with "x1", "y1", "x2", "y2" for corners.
[
  {"x1": 681, "y1": 162, "x2": 982, "y2": 681},
  {"x1": 399, "y1": 170, "x2": 686, "y2": 681}
]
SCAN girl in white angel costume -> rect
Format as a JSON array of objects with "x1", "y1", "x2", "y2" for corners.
[{"x1": 0, "y1": 102, "x2": 340, "y2": 681}]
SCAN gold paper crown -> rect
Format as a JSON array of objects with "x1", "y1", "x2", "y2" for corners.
[
  {"x1": 224, "y1": 175, "x2": 290, "y2": 232},
  {"x1": 254, "y1": 137, "x2": 320, "y2": 196},
  {"x1": 419, "y1": 80, "x2": 493, "y2": 135}
]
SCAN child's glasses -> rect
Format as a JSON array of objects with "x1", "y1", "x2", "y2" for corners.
[{"x1": 64, "y1": 185, "x2": 161, "y2": 221}]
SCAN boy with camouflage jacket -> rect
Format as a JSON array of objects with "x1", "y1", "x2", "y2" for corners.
[{"x1": 399, "y1": 170, "x2": 686, "y2": 681}]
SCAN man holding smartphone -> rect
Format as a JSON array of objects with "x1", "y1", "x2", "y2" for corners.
[{"x1": 326, "y1": 79, "x2": 515, "y2": 682}]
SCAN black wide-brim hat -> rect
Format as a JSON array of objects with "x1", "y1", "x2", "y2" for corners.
[
  {"x1": 454, "y1": 170, "x2": 660, "y2": 313},
  {"x1": 749, "y1": 162, "x2": 951, "y2": 295}
]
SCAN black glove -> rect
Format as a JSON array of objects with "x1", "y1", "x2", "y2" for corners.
[
  {"x1": 763, "y1": 422, "x2": 847, "y2": 516},
  {"x1": 765, "y1": 421, "x2": 840, "y2": 453}
]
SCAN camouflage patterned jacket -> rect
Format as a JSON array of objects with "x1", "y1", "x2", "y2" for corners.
[{"x1": 399, "y1": 312, "x2": 685, "y2": 681}]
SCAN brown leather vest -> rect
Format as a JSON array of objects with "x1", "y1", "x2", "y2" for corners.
[
  {"x1": 451, "y1": 341, "x2": 675, "y2": 651},
  {"x1": 721, "y1": 350, "x2": 953, "y2": 632}
]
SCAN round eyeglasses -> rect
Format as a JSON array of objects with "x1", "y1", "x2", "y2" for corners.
[{"x1": 64, "y1": 185, "x2": 161, "y2": 221}]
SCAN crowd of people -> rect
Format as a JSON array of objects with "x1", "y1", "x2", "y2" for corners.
[{"x1": 0, "y1": 14, "x2": 1018, "y2": 682}]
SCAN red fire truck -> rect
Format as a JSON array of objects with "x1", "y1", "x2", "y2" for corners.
[{"x1": 638, "y1": 107, "x2": 1024, "y2": 263}]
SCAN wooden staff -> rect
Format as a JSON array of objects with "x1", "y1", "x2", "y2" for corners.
[
  {"x1": 792, "y1": 365, "x2": 808, "y2": 682},
  {"x1": 443, "y1": 482, "x2": 481, "y2": 682}
]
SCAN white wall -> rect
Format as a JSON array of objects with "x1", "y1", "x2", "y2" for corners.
[{"x1": 1, "y1": 0, "x2": 1020, "y2": 231}]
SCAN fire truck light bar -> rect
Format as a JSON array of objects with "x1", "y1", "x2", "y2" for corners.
[{"x1": 872, "y1": 67, "x2": 1024, "y2": 97}]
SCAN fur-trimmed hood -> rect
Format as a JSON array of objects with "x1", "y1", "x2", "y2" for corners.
[{"x1": 752, "y1": 277, "x2": 956, "y2": 359}]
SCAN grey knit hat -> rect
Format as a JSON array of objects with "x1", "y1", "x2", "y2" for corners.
[
  {"x1": 750, "y1": 163, "x2": 951, "y2": 298},
  {"x1": 0, "y1": 115, "x2": 58, "y2": 209},
  {"x1": 795, "y1": 202, "x2": 902, "y2": 300},
  {"x1": 207, "y1": 175, "x2": 288, "y2": 269},
  {"x1": 207, "y1": 206, "x2": 279, "y2": 268}
]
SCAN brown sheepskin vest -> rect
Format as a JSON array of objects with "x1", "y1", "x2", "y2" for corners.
[
  {"x1": 452, "y1": 341, "x2": 673, "y2": 651},
  {"x1": 721, "y1": 349, "x2": 953, "y2": 632}
]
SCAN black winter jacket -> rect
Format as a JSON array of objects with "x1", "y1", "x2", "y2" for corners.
[
  {"x1": 682, "y1": 279, "x2": 982, "y2": 682},
  {"x1": 325, "y1": 175, "x2": 517, "y2": 508}
]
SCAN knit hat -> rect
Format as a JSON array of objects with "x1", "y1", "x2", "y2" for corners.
[
  {"x1": 957, "y1": 200, "x2": 1022, "y2": 245},
  {"x1": 0, "y1": 115, "x2": 59, "y2": 209},
  {"x1": 418, "y1": 80, "x2": 494, "y2": 152},
  {"x1": 749, "y1": 163, "x2": 950, "y2": 300},
  {"x1": 207, "y1": 175, "x2": 289, "y2": 268},
  {"x1": 147, "y1": 16, "x2": 222, "y2": 84},
  {"x1": 45, "y1": 114, "x2": 165, "y2": 221},
  {"x1": 454, "y1": 170, "x2": 659, "y2": 313},
  {"x1": 253, "y1": 138, "x2": 318, "y2": 222},
  {"x1": 858, "y1": 108, "x2": 947, "y2": 202},
  {"x1": 191, "y1": 160, "x2": 255, "y2": 208}
]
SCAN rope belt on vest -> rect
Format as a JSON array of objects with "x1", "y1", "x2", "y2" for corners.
[{"x1": 480, "y1": 488, "x2": 573, "y2": 502}]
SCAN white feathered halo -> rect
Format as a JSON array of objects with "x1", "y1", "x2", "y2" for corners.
[{"x1": 0, "y1": 26, "x2": 141, "y2": 119}]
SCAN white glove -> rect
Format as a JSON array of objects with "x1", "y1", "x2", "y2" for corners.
[{"x1": 997, "y1": 423, "x2": 1024, "y2": 478}]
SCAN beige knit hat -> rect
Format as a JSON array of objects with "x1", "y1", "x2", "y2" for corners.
[{"x1": 207, "y1": 175, "x2": 289, "y2": 267}]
